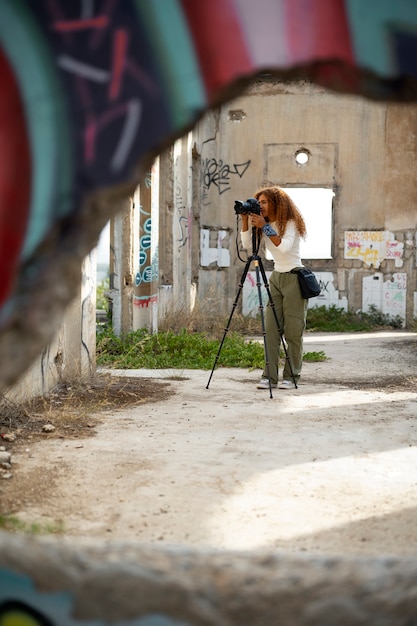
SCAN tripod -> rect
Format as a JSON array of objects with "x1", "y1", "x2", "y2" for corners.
[{"x1": 206, "y1": 227, "x2": 297, "y2": 398}]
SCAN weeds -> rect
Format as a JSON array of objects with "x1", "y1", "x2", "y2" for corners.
[
  {"x1": 303, "y1": 351, "x2": 327, "y2": 362},
  {"x1": 97, "y1": 328, "x2": 265, "y2": 370},
  {"x1": 97, "y1": 327, "x2": 327, "y2": 370},
  {"x1": 0, "y1": 515, "x2": 64, "y2": 535},
  {"x1": 97, "y1": 303, "x2": 404, "y2": 370},
  {"x1": 96, "y1": 277, "x2": 110, "y2": 311},
  {"x1": 306, "y1": 304, "x2": 404, "y2": 332}
]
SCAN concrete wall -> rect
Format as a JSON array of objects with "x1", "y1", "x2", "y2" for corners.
[
  {"x1": 6, "y1": 254, "x2": 96, "y2": 403},
  {"x1": 143, "y1": 79, "x2": 416, "y2": 328},
  {"x1": 44, "y1": 80, "x2": 416, "y2": 354},
  {"x1": 1, "y1": 532, "x2": 417, "y2": 625}
]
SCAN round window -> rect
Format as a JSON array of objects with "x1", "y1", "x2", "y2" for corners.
[{"x1": 295, "y1": 149, "x2": 310, "y2": 165}]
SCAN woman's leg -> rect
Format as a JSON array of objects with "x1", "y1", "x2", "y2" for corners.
[
  {"x1": 262, "y1": 272, "x2": 284, "y2": 385},
  {"x1": 281, "y1": 274, "x2": 308, "y2": 382}
]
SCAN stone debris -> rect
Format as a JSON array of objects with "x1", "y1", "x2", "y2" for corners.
[
  {"x1": 1, "y1": 433, "x2": 15, "y2": 442},
  {"x1": 42, "y1": 423, "x2": 56, "y2": 433},
  {"x1": 0, "y1": 446, "x2": 12, "y2": 478},
  {"x1": 0, "y1": 451, "x2": 11, "y2": 464}
]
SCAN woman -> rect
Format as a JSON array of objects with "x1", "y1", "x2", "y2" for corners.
[{"x1": 240, "y1": 185, "x2": 307, "y2": 389}]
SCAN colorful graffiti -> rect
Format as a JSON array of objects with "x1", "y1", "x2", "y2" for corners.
[
  {"x1": 344, "y1": 231, "x2": 404, "y2": 268},
  {"x1": 1, "y1": 0, "x2": 417, "y2": 618},
  {"x1": 133, "y1": 163, "x2": 159, "y2": 315},
  {"x1": 363, "y1": 272, "x2": 407, "y2": 323},
  {"x1": 242, "y1": 271, "x2": 348, "y2": 316},
  {"x1": 2, "y1": 0, "x2": 417, "y2": 390}
]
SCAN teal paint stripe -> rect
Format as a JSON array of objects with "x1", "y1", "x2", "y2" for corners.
[
  {"x1": 344, "y1": 0, "x2": 417, "y2": 77},
  {"x1": 133, "y1": 0, "x2": 207, "y2": 128},
  {"x1": 0, "y1": 0, "x2": 73, "y2": 260}
]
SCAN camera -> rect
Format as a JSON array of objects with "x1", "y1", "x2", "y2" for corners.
[{"x1": 234, "y1": 198, "x2": 261, "y2": 215}]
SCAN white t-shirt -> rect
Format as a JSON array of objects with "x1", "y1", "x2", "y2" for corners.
[{"x1": 241, "y1": 220, "x2": 303, "y2": 273}]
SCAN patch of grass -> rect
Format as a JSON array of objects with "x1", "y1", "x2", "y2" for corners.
[
  {"x1": 0, "y1": 515, "x2": 64, "y2": 535},
  {"x1": 306, "y1": 304, "x2": 404, "y2": 332},
  {"x1": 97, "y1": 327, "x2": 265, "y2": 370},
  {"x1": 97, "y1": 303, "x2": 405, "y2": 370},
  {"x1": 303, "y1": 351, "x2": 327, "y2": 362}
]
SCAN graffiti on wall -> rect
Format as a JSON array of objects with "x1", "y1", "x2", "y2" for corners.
[
  {"x1": 175, "y1": 185, "x2": 191, "y2": 251},
  {"x1": 344, "y1": 231, "x2": 404, "y2": 268},
  {"x1": 201, "y1": 158, "x2": 251, "y2": 200},
  {"x1": 134, "y1": 165, "x2": 159, "y2": 310},
  {"x1": 135, "y1": 217, "x2": 152, "y2": 288},
  {"x1": 363, "y1": 272, "x2": 406, "y2": 323},
  {"x1": 307, "y1": 272, "x2": 348, "y2": 311},
  {"x1": 242, "y1": 271, "x2": 347, "y2": 316},
  {"x1": 242, "y1": 271, "x2": 271, "y2": 316},
  {"x1": 200, "y1": 229, "x2": 230, "y2": 267}
]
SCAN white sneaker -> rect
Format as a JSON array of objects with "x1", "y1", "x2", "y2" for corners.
[
  {"x1": 278, "y1": 380, "x2": 296, "y2": 389},
  {"x1": 256, "y1": 378, "x2": 277, "y2": 389}
]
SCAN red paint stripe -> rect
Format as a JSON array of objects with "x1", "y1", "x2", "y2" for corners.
[
  {"x1": 109, "y1": 29, "x2": 128, "y2": 101},
  {"x1": 181, "y1": 0, "x2": 253, "y2": 100},
  {"x1": 52, "y1": 16, "x2": 108, "y2": 32},
  {"x1": 0, "y1": 46, "x2": 31, "y2": 309},
  {"x1": 284, "y1": 0, "x2": 354, "y2": 65}
]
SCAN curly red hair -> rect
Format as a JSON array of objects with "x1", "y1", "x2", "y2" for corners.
[{"x1": 255, "y1": 186, "x2": 307, "y2": 238}]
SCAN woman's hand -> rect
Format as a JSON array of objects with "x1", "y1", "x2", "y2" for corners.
[{"x1": 249, "y1": 213, "x2": 266, "y2": 229}]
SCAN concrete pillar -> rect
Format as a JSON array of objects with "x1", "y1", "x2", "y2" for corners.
[
  {"x1": 59, "y1": 252, "x2": 96, "y2": 381},
  {"x1": 6, "y1": 254, "x2": 96, "y2": 401},
  {"x1": 109, "y1": 198, "x2": 134, "y2": 336},
  {"x1": 133, "y1": 159, "x2": 160, "y2": 332},
  {"x1": 172, "y1": 133, "x2": 193, "y2": 315}
]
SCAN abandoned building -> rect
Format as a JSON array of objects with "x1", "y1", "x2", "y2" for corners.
[
  {"x1": 110, "y1": 78, "x2": 417, "y2": 337},
  {"x1": 8, "y1": 78, "x2": 417, "y2": 399}
]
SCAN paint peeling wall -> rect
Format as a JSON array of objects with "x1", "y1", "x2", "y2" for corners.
[
  {"x1": 109, "y1": 80, "x2": 416, "y2": 334},
  {"x1": 149, "y1": 79, "x2": 416, "y2": 328}
]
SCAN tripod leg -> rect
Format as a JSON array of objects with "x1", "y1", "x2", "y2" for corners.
[
  {"x1": 253, "y1": 260, "x2": 274, "y2": 398},
  {"x1": 206, "y1": 258, "x2": 252, "y2": 389},
  {"x1": 257, "y1": 260, "x2": 298, "y2": 389}
]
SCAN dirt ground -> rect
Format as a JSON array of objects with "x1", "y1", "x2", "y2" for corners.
[{"x1": 1, "y1": 330, "x2": 417, "y2": 557}]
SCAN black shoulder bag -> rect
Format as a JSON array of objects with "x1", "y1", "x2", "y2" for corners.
[{"x1": 291, "y1": 267, "x2": 321, "y2": 299}]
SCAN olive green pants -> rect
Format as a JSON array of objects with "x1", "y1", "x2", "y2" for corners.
[{"x1": 262, "y1": 270, "x2": 308, "y2": 384}]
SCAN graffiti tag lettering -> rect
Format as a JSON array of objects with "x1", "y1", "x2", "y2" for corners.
[
  {"x1": 202, "y1": 158, "x2": 251, "y2": 195},
  {"x1": 344, "y1": 231, "x2": 404, "y2": 268}
]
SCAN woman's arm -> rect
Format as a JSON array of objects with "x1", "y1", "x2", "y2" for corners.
[
  {"x1": 249, "y1": 213, "x2": 281, "y2": 247},
  {"x1": 241, "y1": 214, "x2": 249, "y2": 232}
]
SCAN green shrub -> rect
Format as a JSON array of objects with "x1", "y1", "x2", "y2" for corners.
[
  {"x1": 96, "y1": 278, "x2": 110, "y2": 311},
  {"x1": 306, "y1": 304, "x2": 403, "y2": 332}
]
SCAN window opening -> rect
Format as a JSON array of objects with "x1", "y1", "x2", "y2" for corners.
[
  {"x1": 273, "y1": 187, "x2": 334, "y2": 260},
  {"x1": 295, "y1": 149, "x2": 310, "y2": 165}
]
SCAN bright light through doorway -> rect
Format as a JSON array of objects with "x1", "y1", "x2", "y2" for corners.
[{"x1": 285, "y1": 187, "x2": 334, "y2": 260}]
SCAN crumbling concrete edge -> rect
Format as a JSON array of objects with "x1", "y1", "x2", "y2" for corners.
[{"x1": 1, "y1": 531, "x2": 417, "y2": 625}]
